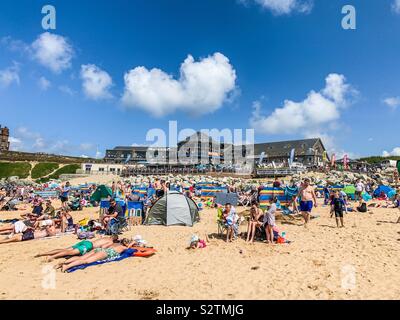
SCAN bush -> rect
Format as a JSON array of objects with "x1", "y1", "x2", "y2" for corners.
[
  {"x1": 31, "y1": 162, "x2": 59, "y2": 179},
  {"x1": 0, "y1": 162, "x2": 32, "y2": 179}
]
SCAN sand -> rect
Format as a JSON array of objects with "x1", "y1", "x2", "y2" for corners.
[{"x1": 0, "y1": 199, "x2": 399, "y2": 300}]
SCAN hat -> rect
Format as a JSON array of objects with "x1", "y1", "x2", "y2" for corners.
[{"x1": 189, "y1": 234, "x2": 199, "y2": 246}]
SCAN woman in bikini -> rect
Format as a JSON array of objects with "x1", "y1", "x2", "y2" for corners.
[{"x1": 246, "y1": 202, "x2": 263, "y2": 243}]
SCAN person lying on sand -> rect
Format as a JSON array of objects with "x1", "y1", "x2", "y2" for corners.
[
  {"x1": 187, "y1": 234, "x2": 209, "y2": 249},
  {"x1": 0, "y1": 226, "x2": 59, "y2": 245},
  {"x1": 57, "y1": 238, "x2": 133, "y2": 273},
  {"x1": 0, "y1": 218, "x2": 35, "y2": 235},
  {"x1": 35, "y1": 235, "x2": 120, "y2": 261}
]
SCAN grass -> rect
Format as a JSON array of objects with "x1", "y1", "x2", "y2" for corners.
[
  {"x1": 0, "y1": 162, "x2": 32, "y2": 179},
  {"x1": 31, "y1": 162, "x2": 59, "y2": 179},
  {"x1": 358, "y1": 156, "x2": 400, "y2": 164},
  {"x1": 36, "y1": 164, "x2": 80, "y2": 183}
]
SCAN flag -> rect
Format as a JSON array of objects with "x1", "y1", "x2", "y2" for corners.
[
  {"x1": 125, "y1": 154, "x2": 132, "y2": 164},
  {"x1": 289, "y1": 148, "x2": 295, "y2": 167},
  {"x1": 258, "y1": 152, "x2": 265, "y2": 165},
  {"x1": 322, "y1": 151, "x2": 327, "y2": 162},
  {"x1": 343, "y1": 154, "x2": 349, "y2": 170},
  {"x1": 331, "y1": 154, "x2": 336, "y2": 167}
]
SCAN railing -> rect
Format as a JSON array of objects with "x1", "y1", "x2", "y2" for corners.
[{"x1": 255, "y1": 168, "x2": 307, "y2": 177}]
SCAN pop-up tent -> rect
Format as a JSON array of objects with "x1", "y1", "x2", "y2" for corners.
[
  {"x1": 343, "y1": 185, "x2": 356, "y2": 200},
  {"x1": 90, "y1": 185, "x2": 113, "y2": 203},
  {"x1": 144, "y1": 191, "x2": 199, "y2": 226},
  {"x1": 373, "y1": 185, "x2": 396, "y2": 198}
]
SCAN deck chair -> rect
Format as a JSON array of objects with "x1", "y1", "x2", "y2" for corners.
[
  {"x1": 106, "y1": 216, "x2": 129, "y2": 235},
  {"x1": 216, "y1": 208, "x2": 228, "y2": 237}
]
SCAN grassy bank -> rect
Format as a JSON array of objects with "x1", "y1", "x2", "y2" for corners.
[
  {"x1": 0, "y1": 162, "x2": 32, "y2": 179},
  {"x1": 36, "y1": 164, "x2": 80, "y2": 183},
  {"x1": 31, "y1": 162, "x2": 59, "y2": 179}
]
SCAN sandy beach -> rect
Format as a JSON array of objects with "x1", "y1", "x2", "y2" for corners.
[{"x1": 0, "y1": 198, "x2": 399, "y2": 300}]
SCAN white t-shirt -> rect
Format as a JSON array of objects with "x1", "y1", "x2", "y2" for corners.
[{"x1": 356, "y1": 182, "x2": 364, "y2": 192}]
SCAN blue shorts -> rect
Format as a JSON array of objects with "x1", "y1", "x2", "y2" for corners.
[{"x1": 300, "y1": 201, "x2": 313, "y2": 212}]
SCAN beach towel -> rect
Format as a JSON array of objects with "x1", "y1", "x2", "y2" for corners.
[{"x1": 66, "y1": 248, "x2": 137, "y2": 273}]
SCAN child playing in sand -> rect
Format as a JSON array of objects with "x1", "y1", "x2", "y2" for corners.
[
  {"x1": 187, "y1": 234, "x2": 208, "y2": 249},
  {"x1": 331, "y1": 191, "x2": 345, "y2": 228}
]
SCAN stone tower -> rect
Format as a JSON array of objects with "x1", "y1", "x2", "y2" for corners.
[{"x1": 0, "y1": 125, "x2": 10, "y2": 151}]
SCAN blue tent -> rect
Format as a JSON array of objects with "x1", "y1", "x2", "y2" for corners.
[{"x1": 373, "y1": 185, "x2": 395, "y2": 198}]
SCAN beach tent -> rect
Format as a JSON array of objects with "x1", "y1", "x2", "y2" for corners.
[
  {"x1": 343, "y1": 185, "x2": 356, "y2": 200},
  {"x1": 144, "y1": 191, "x2": 199, "y2": 226},
  {"x1": 373, "y1": 185, "x2": 395, "y2": 198},
  {"x1": 330, "y1": 185, "x2": 344, "y2": 192},
  {"x1": 90, "y1": 185, "x2": 113, "y2": 203}
]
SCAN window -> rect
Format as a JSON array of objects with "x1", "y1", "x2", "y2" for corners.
[{"x1": 99, "y1": 168, "x2": 105, "y2": 172}]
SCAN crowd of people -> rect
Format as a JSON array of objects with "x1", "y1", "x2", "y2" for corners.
[{"x1": 0, "y1": 175, "x2": 399, "y2": 266}]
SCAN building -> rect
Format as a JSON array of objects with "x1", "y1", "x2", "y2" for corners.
[
  {"x1": 0, "y1": 125, "x2": 10, "y2": 152},
  {"x1": 81, "y1": 163, "x2": 126, "y2": 175},
  {"x1": 253, "y1": 138, "x2": 328, "y2": 167},
  {"x1": 104, "y1": 135, "x2": 328, "y2": 168}
]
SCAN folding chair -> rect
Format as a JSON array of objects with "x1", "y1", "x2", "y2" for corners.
[{"x1": 216, "y1": 208, "x2": 228, "y2": 237}]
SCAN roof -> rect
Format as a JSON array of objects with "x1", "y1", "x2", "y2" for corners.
[
  {"x1": 113, "y1": 146, "x2": 149, "y2": 152},
  {"x1": 252, "y1": 138, "x2": 324, "y2": 157}
]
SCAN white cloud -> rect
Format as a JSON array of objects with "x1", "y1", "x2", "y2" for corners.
[
  {"x1": 38, "y1": 76, "x2": 51, "y2": 91},
  {"x1": 79, "y1": 143, "x2": 94, "y2": 151},
  {"x1": 303, "y1": 131, "x2": 359, "y2": 159},
  {"x1": 250, "y1": 73, "x2": 353, "y2": 134},
  {"x1": 1, "y1": 36, "x2": 30, "y2": 53},
  {"x1": 242, "y1": 0, "x2": 313, "y2": 15},
  {"x1": 31, "y1": 32, "x2": 73, "y2": 73},
  {"x1": 382, "y1": 147, "x2": 400, "y2": 157},
  {"x1": 122, "y1": 52, "x2": 237, "y2": 117},
  {"x1": 0, "y1": 63, "x2": 20, "y2": 88},
  {"x1": 392, "y1": 0, "x2": 400, "y2": 13},
  {"x1": 80, "y1": 64, "x2": 113, "y2": 100},
  {"x1": 10, "y1": 126, "x2": 98, "y2": 157},
  {"x1": 58, "y1": 85, "x2": 75, "y2": 96},
  {"x1": 8, "y1": 137, "x2": 22, "y2": 151},
  {"x1": 383, "y1": 96, "x2": 400, "y2": 110}
]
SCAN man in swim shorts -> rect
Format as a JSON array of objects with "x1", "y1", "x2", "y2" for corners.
[
  {"x1": 35, "y1": 235, "x2": 119, "y2": 261},
  {"x1": 298, "y1": 178, "x2": 318, "y2": 227}
]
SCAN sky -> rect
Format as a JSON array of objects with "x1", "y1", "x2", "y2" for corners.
[{"x1": 1, "y1": 0, "x2": 400, "y2": 159}]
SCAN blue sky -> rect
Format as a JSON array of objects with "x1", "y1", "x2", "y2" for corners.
[{"x1": 0, "y1": 0, "x2": 400, "y2": 159}]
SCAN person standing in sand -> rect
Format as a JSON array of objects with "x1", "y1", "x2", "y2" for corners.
[
  {"x1": 330, "y1": 191, "x2": 345, "y2": 228},
  {"x1": 298, "y1": 178, "x2": 317, "y2": 227},
  {"x1": 263, "y1": 197, "x2": 277, "y2": 243}
]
